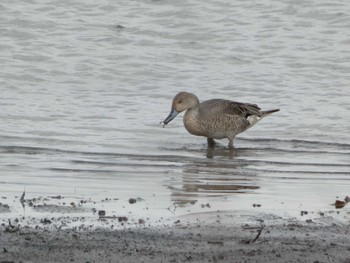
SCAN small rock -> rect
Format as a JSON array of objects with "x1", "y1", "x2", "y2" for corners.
[
  {"x1": 335, "y1": 200, "x2": 346, "y2": 209},
  {"x1": 118, "y1": 216, "x2": 128, "y2": 222},
  {"x1": 40, "y1": 218, "x2": 52, "y2": 224},
  {"x1": 301, "y1": 211, "x2": 308, "y2": 216},
  {"x1": 50, "y1": 195, "x2": 62, "y2": 199},
  {"x1": 98, "y1": 210, "x2": 106, "y2": 216},
  {"x1": 5, "y1": 220, "x2": 19, "y2": 233},
  {"x1": 129, "y1": 198, "x2": 137, "y2": 204}
]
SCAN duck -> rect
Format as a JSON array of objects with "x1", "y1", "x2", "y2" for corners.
[{"x1": 161, "y1": 92, "x2": 279, "y2": 148}]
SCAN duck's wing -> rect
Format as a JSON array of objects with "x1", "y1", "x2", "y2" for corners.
[{"x1": 200, "y1": 99, "x2": 262, "y2": 118}]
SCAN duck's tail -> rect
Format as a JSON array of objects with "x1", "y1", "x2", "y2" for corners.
[
  {"x1": 247, "y1": 108, "x2": 279, "y2": 126},
  {"x1": 261, "y1": 108, "x2": 280, "y2": 118}
]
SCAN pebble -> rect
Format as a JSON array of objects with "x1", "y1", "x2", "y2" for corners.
[
  {"x1": 129, "y1": 198, "x2": 137, "y2": 204},
  {"x1": 98, "y1": 210, "x2": 106, "y2": 216}
]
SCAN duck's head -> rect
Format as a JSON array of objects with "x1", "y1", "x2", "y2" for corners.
[{"x1": 161, "y1": 92, "x2": 199, "y2": 126}]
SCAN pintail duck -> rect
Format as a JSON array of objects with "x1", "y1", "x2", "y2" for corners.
[{"x1": 161, "y1": 92, "x2": 279, "y2": 148}]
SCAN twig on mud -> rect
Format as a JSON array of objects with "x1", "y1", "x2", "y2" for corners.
[
  {"x1": 167, "y1": 203, "x2": 177, "y2": 214},
  {"x1": 240, "y1": 225, "x2": 265, "y2": 244},
  {"x1": 252, "y1": 225, "x2": 265, "y2": 243},
  {"x1": 20, "y1": 189, "x2": 25, "y2": 208}
]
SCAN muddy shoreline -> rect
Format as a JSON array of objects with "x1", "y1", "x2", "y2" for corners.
[{"x1": 1, "y1": 210, "x2": 349, "y2": 263}]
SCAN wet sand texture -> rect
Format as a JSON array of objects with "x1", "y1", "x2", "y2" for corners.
[{"x1": 1, "y1": 214, "x2": 349, "y2": 263}]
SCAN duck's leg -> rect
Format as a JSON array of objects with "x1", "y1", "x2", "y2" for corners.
[
  {"x1": 207, "y1": 138, "x2": 216, "y2": 148},
  {"x1": 206, "y1": 147, "x2": 214, "y2": 159},
  {"x1": 228, "y1": 139, "x2": 234, "y2": 149}
]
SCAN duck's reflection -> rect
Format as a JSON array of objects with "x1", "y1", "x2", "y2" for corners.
[
  {"x1": 206, "y1": 146, "x2": 237, "y2": 159},
  {"x1": 168, "y1": 148, "x2": 260, "y2": 205}
]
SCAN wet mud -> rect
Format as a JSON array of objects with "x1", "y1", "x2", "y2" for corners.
[{"x1": 0, "y1": 194, "x2": 349, "y2": 262}]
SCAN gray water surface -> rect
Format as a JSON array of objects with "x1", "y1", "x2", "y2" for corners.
[{"x1": 1, "y1": 0, "x2": 350, "y2": 221}]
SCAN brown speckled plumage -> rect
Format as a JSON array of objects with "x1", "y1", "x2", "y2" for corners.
[{"x1": 162, "y1": 92, "x2": 279, "y2": 148}]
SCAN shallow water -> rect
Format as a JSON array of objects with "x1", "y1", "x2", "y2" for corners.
[{"x1": 1, "y1": 0, "x2": 350, "y2": 222}]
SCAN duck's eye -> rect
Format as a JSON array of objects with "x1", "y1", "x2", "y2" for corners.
[{"x1": 178, "y1": 100, "x2": 182, "y2": 104}]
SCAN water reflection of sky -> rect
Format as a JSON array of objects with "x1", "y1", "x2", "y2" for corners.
[{"x1": 1, "y1": 0, "x2": 350, "y2": 224}]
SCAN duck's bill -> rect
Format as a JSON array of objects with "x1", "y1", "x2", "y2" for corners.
[{"x1": 161, "y1": 109, "x2": 179, "y2": 127}]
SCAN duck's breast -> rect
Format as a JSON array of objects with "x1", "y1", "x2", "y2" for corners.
[
  {"x1": 183, "y1": 109, "x2": 205, "y2": 136},
  {"x1": 183, "y1": 107, "x2": 226, "y2": 138}
]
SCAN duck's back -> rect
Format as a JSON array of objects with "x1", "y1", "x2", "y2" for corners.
[{"x1": 199, "y1": 99, "x2": 262, "y2": 119}]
